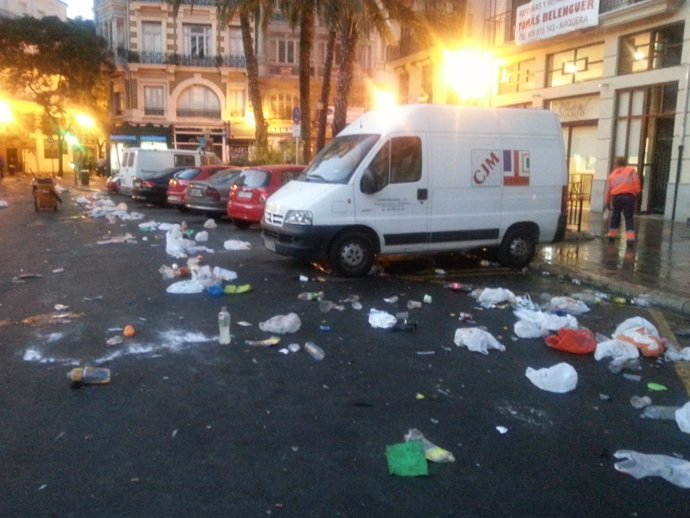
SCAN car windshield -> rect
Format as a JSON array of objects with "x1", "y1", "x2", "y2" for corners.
[
  {"x1": 303, "y1": 134, "x2": 379, "y2": 184},
  {"x1": 235, "y1": 170, "x2": 270, "y2": 188},
  {"x1": 175, "y1": 168, "x2": 201, "y2": 180}
]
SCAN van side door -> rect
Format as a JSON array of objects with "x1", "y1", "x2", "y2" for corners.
[{"x1": 354, "y1": 136, "x2": 429, "y2": 253}]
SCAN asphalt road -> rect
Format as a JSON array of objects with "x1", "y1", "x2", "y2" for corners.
[{"x1": 1, "y1": 177, "x2": 690, "y2": 517}]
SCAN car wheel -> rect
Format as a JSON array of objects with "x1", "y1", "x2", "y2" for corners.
[
  {"x1": 329, "y1": 231, "x2": 375, "y2": 277},
  {"x1": 497, "y1": 226, "x2": 537, "y2": 268},
  {"x1": 233, "y1": 219, "x2": 251, "y2": 229},
  {"x1": 177, "y1": 205, "x2": 190, "y2": 213}
]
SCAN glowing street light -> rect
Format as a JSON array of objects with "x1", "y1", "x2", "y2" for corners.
[
  {"x1": 0, "y1": 99, "x2": 14, "y2": 124},
  {"x1": 442, "y1": 49, "x2": 496, "y2": 104},
  {"x1": 75, "y1": 113, "x2": 95, "y2": 129}
]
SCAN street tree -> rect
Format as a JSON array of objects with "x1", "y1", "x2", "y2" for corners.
[{"x1": 0, "y1": 16, "x2": 112, "y2": 177}]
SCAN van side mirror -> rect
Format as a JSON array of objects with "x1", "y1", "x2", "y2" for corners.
[{"x1": 360, "y1": 168, "x2": 378, "y2": 194}]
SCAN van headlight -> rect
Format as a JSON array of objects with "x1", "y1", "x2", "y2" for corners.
[{"x1": 285, "y1": 210, "x2": 313, "y2": 225}]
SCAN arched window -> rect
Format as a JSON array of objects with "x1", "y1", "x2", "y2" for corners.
[{"x1": 177, "y1": 86, "x2": 221, "y2": 119}]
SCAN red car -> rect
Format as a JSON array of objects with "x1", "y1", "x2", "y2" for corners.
[
  {"x1": 227, "y1": 164, "x2": 305, "y2": 228},
  {"x1": 167, "y1": 165, "x2": 236, "y2": 212}
]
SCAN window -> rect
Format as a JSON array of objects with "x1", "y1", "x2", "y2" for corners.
[
  {"x1": 275, "y1": 39, "x2": 297, "y2": 64},
  {"x1": 177, "y1": 86, "x2": 221, "y2": 118},
  {"x1": 228, "y1": 26, "x2": 243, "y2": 56},
  {"x1": 498, "y1": 58, "x2": 536, "y2": 95},
  {"x1": 269, "y1": 92, "x2": 299, "y2": 119},
  {"x1": 619, "y1": 23, "x2": 684, "y2": 75},
  {"x1": 184, "y1": 24, "x2": 211, "y2": 57},
  {"x1": 369, "y1": 137, "x2": 422, "y2": 190},
  {"x1": 360, "y1": 45, "x2": 373, "y2": 72},
  {"x1": 142, "y1": 21, "x2": 162, "y2": 54},
  {"x1": 144, "y1": 86, "x2": 165, "y2": 116},
  {"x1": 547, "y1": 43, "x2": 604, "y2": 87},
  {"x1": 228, "y1": 88, "x2": 246, "y2": 118}
]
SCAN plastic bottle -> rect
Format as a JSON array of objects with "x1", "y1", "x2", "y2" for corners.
[
  {"x1": 304, "y1": 341, "x2": 325, "y2": 360},
  {"x1": 298, "y1": 291, "x2": 324, "y2": 301},
  {"x1": 640, "y1": 405, "x2": 679, "y2": 420},
  {"x1": 218, "y1": 306, "x2": 231, "y2": 344},
  {"x1": 67, "y1": 367, "x2": 111, "y2": 387}
]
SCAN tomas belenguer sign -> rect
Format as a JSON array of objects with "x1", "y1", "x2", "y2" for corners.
[{"x1": 516, "y1": 0, "x2": 600, "y2": 45}]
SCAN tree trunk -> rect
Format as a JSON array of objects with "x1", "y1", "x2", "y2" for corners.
[
  {"x1": 316, "y1": 28, "x2": 336, "y2": 153},
  {"x1": 298, "y1": 4, "x2": 314, "y2": 163},
  {"x1": 240, "y1": 10, "x2": 268, "y2": 154},
  {"x1": 332, "y1": 22, "x2": 358, "y2": 137}
]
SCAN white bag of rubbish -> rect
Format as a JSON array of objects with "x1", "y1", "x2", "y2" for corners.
[
  {"x1": 594, "y1": 339, "x2": 640, "y2": 362},
  {"x1": 525, "y1": 362, "x2": 578, "y2": 393},
  {"x1": 368, "y1": 308, "x2": 397, "y2": 330},
  {"x1": 666, "y1": 347, "x2": 690, "y2": 362},
  {"x1": 195, "y1": 231, "x2": 209, "y2": 242},
  {"x1": 513, "y1": 308, "x2": 578, "y2": 338},
  {"x1": 614, "y1": 450, "x2": 690, "y2": 488},
  {"x1": 259, "y1": 312, "x2": 301, "y2": 334},
  {"x1": 675, "y1": 402, "x2": 690, "y2": 434},
  {"x1": 165, "y1": 225, "x2": 192, "y2": 258},
  {"x1": 212, "y1": 266, "x2": 237, "y2": 282},
  {"x1": 546, "y1": 296, "x2": 590, "y2": 316},
  {"x1": 474, "y1": 287, "x2": 517, "y2": 308},
  {"x1": 203, "y1": 218, "x2": 218, "y2": 229},
  {"x1": 166, "y1": 279, "x2": 206, "y2": 294},
  {"x1": 454, "y1": 327, "x2": 506, "y2": 355},
  {"x1": 614, "y1": 316, "x2": 660, "y2": 338},
  {"x1": 224, "y1": 239, "x2": 252, "y2": 251}
]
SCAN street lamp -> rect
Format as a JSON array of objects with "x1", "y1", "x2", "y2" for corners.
[{"x1": 441, "y1": 49, "x2": 496, "y2": 105}]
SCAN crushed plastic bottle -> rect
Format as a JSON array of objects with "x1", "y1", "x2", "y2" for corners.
[
  {"x1": 67, "y1": 367, "x2": 111, "y2": 388},
  {"x1": 218, "y1": 306, "x2": 231, "y2": 344},
  {"x1": 640, "y1": 405, "x2": 679, "y2": 420},
  {"x1": 298, "y1": 291, "x2": 324, "y2": 301},
  {"x1": 304, "y1": 341, "x2": 325, "y2": 360},
  {"x1": 630, "y1": 395, "x2": 652, "y2": 409}
]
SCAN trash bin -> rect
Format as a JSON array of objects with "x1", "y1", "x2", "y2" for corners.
[{"x1": 80, "y1": 170, "x2": 90, "y2": 186}]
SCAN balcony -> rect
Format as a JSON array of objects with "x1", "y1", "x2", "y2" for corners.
[
  {"x1": 116, "y1": 47, "x2": 246, "y2": 69},
  {"x1": 485, "y1": 0, "x2": 682, "y2": 47},
  {"x1": 176, "y1": 108, "x2": 222, "y2": 119}
]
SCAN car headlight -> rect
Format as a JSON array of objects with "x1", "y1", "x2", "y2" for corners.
[{"x1": 284, "y1": 210, "x2": 313, "y2": 225}]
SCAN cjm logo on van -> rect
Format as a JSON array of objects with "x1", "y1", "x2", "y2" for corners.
[{"x1": 471, "y1": 149, "x2": 530, "y2": 187}]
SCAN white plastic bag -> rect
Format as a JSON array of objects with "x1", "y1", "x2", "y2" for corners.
[
  {"x1": 546, "y1": 296, "x2": 590, "y2": 316},
  {"x1": 594, "y1": 339, "x2": 640, "y2": 362},
  {"x1": 212, "y1": 266, "x2": 237, "y2": 282},
  {"x1": 513, "y1": 308, "x2": 578, "y2": 338},
  {"x1": 614, "y1": 450, "x2": 690, "y2": 488},
  {"x1": 666, "y1": 347, "x2": 690, "y2": 362},
  {"x1": 259, "y1": 313, "x2": 301, "y2": 334},
  {"x1": 203, "y1": 218, "x2": 218, "y2": 229},
  {"x1": 166, "y1": 280, "x2": 205, "y2": 294},
  {"x1": 475, "y1": 287, "x2": 517, "y2": 308},
  {"x1": 195, "y1": 231, "x2": 209, "y2": 242},
  {"x1": 224, "y1": 239, "x2": 252, "y2": 251},
  {"x1": 675, "y1": 401, "x2": 690, "y2": 434},
  {"x1": 368, "y1": 308, "x2": 397, "y2": 329},
  {"x1": 454, "y1": 327, "x2": 506, "y2": 355},
  {"x1": 613, "y1": 316, "x2": 660, "y2": 338},
  {"x1": 525, "y1": 363, "x2": 578, "y2": 393}
]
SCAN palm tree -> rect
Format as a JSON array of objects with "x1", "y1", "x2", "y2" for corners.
[
  {"x1": 279, "y1": 0, "x2": 316, "y2": 163},
  {"x1": 171, "y1": 0, "x2": 273, "y2": 155},
  {"x1": 315, "y1": 26, "x2": 336, "y2": 152}
]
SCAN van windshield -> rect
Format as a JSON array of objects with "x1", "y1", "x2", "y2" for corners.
[{"x1": 303, "y1": 134, "x2": 379, "y2": 184}]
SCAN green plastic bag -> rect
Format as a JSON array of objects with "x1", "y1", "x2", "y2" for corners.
[{"x1": 385, "y1": 441, "x2": 429, "y2": 477}]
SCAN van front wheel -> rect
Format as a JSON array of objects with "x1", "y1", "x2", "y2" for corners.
[
  {"x1": 498, "y1": 228, "x2": 536, "y2": 268},
  {"x1": 329, "y1": 232, "x2": 375, "y2": 277}
]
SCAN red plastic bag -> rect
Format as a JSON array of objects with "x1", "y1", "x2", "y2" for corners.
[{"x1": 545, "y1": 328, "x2": 596, "y2": 355}]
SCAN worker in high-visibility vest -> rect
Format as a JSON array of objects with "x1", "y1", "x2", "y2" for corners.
[{"x1": 605, "y1": 156, "x2": 641, "y2": 246}]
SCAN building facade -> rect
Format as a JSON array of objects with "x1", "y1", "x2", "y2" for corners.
[
  {"x1": 95, "y1": 0, "x2": 382, "y2": 170},
  {"x1": 0, "y1": 0, "x2": 67, "y2": 20},
  {"x1": 387, "y1": 0, "x2": 690, "y2": 222}
]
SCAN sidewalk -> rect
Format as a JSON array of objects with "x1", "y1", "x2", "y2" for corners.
[{"x1": 533, "y1": 212, "x2": 690, "y2": 315}]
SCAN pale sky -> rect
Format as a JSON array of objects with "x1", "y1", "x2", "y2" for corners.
[{"x1": 66, "y1": 0, "x2": 94, "y2": 20}]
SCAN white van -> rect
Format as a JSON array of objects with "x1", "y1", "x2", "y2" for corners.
[
  {"x1": 262, "y1": 104, "x2": 567, "y2": 276},
  {"x1": 115, "y1": 148, "x2": 223, "y2": 193}
]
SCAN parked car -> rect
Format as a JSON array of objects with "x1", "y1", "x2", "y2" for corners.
[
  {"x1": 185, "y1": 168, "x2": 243, "y2": 217},
  {"x1": 132, "y1": 166, "x2": 187, "y2": 207},
  {"x1": 227, "y1": 164, "x2": 305, "y2": 228},
  {"x1": 167, "y1": 165, "x2": 236, "y2": 212}
]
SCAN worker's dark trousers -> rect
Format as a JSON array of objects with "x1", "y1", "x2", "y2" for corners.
[{"x1": 608, "y1": 193, "x2": 636, "y2": 242}]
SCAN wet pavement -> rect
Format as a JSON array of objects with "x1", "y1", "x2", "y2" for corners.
[{"x1": 534, "y1": 213, "x2": 690, "y2": 316}]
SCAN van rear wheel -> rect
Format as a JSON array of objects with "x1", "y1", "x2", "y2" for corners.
[
  {"x1": 329, "y1": 231, "x2": 375, "y2": 277},
  {"x1": 498, "y1": 227, "x2": 536, "y2": 268}
]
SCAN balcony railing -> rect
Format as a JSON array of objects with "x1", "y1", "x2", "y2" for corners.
[
  {"x1": 176, "y1": 108, "x2": 222, "y2": 119},
  {"x1": 116, "y1": 47, "x2": 246, "y2": 68},
  {"x1": 144, "y1": 107, "x2": 165, "y2": 116}
]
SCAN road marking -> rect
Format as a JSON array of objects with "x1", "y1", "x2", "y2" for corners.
[{"x1": 648, "y1": 308, "x2": 690, "y2": 396}]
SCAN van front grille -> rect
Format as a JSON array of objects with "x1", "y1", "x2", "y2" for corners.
[{"x1": 264, "y1": 210, "x2": 284, "y2": 226}]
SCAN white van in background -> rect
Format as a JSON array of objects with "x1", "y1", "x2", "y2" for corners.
[
  {"x1": 262, "y1": 104, "x2": 568, "y2": 276},
  {"x1": 115, "y1": 148, "x2": 223, "y2": 193}
]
